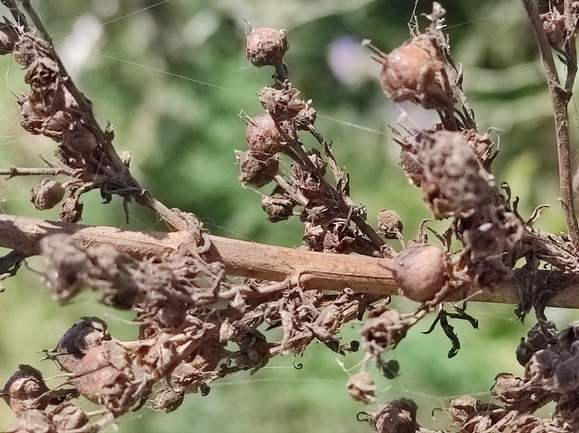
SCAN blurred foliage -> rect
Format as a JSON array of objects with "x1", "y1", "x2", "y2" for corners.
[{"x1": 1, "y1": 0, "x2": 579, "y2": 431}]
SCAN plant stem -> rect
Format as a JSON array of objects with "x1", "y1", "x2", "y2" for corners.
[
  {"x1": 522, "y1": 0, "x2": 579, "y2": 251},
  {"x1": 2, "y1": 213, "x2": 579, "y2": 307}
]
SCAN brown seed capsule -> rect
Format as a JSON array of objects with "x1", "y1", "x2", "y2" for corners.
[
  {"x1": 385, "y1": 244, "x2": 450, "y2": 302},
  {"x1": 246, "y1": 27, "x2": 288, "y2": 68},
  {"x1": 31, "y1": 177, "x2": 65, "y2": 210},
  {"x1": 372, "y1": 37, "x2": 451, "y2": 110},
  {"x1": 245, "y1": 113, "x2": 290, "y2": 155}
]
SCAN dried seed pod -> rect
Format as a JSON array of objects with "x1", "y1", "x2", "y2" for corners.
[
  {"x1": 261, "y1": 194, "x2": 295, "y2": 222},
  {"x1": 347, "y1": 371, "x2": 376, "y2": 404},
  {"x1": 237, "y1": 150, "x2": 280, "y2": 188},
  {"x1": 2, "y1": 365, "x2": 50, "y2": 413},
  {"x1": 377, "y1": 208, "x2": 403, "y2": 239},
  {"x1": 245, "y1": 113, "x2": 290, "y2": 154},
  {"x1": 385, "y1": 244, "x2": 450, "y2": 302},
  {"x1": 31, "y1": 178, "x2": 65, "y2": 210},
  {"x1": 373, "y1": 36, "x2": 450, "y2": 110},
  {"x1": 246, "y1": 27, "x2": 288, "y2": 68}
]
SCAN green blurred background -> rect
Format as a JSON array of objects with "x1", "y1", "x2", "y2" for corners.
[{"x1": 0, "y1": 0, "x2": 578, "y2": 431}]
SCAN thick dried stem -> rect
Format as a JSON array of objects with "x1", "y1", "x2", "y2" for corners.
[{"x1": 3, "y1": 214, "x2": 579, "y2": 307}]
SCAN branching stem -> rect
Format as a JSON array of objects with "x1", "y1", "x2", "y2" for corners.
[{"x1": 522, "y1": 0, "x2": 579, "y2": 251}]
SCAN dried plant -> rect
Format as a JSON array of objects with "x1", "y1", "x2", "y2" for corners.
[{"x1": 0, "y1": 1, "x2": 578, "y2": 432}]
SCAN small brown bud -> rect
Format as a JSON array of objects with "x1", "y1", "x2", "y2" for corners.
[
  {"x1": 246, "y1": 27, "x2": 288, "y2": 68},
  {"x1": 31, "y1": 178, "x2": 65, "y2": 210},
  {"x1": 385, "y1": 244, "x2": 450, "y2": 302}
]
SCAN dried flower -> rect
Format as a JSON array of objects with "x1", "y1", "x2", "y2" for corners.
[
  {"x1": 377, "y1": 208, "x2": 403, "y2": 240},
  {"x1": 347, "y1": 371, "x2": 376, "y2": 404},
  {"x1": 237, "y1": 150, "x2": 280, "y2": 187},
  {"x1": 365, "y1": 399, "x2": 420, "y2": 433},
  {"x1": 59, "y1": 196, "x2": 83, "y2": 223},
  {"x1": 360, "y1": 305, "x2": 408, "y2": 354}
]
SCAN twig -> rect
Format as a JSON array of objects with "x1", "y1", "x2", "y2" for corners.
[
  {"x1": 2, "y1": 213, "x2": 579, "y2": 307},
  {"x1": 522, "y1": 0, "x2": 579, "y2": 251},
  {"x1": 0, "y1": 166, "x2": 74, "y2": 178}
]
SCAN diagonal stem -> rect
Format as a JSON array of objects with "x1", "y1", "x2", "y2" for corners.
[{"x1": 522, "y1": 0, "x2": 579, "y2": 251}]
